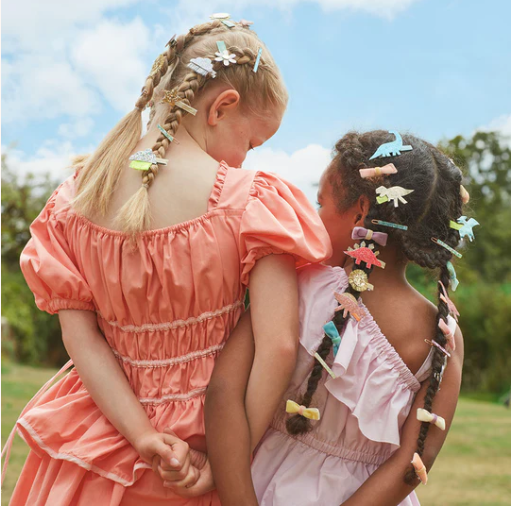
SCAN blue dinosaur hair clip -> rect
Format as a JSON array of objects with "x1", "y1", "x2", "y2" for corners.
[
  {"x1": 369, "y1": 131, "x2": 413, "y2": 160},
  {"x1": 457, "y1": 216, "x2": 480, "y2": 242}
]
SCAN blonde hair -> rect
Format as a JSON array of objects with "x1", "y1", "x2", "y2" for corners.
[{"x1": 73, "y1": 20, "x2": 288, "y2": 235}]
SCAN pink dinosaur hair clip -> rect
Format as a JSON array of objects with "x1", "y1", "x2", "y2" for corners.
[
  {"x1": 334, "y1": 292, "x2": 365, "y2": 322},
  {"x1": 438, "y1": 281, "x2": 459, "y2": 321},
  {"x1": 438, "y1": 319, "x2": 456, "y2": 351},
  {"x1": 359, "y1": 163, "x2": 398, "y2": 179},
  {"x1": 345, "y1": 243, "x2": 385, "y2": 269}
]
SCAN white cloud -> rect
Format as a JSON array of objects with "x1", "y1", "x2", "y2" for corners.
[
  {"x1": 244, "y1": 144, "x2": 332, "y2": 203},
  {"x1": 58, "y1": 118, "x2": 96, "y2": 139},
  {"x1": 478, "y1": 114, "x2": 511, "y2": 146},
  {"x1": 72, "y1": 18, "x2": 152, "y2": 112}
]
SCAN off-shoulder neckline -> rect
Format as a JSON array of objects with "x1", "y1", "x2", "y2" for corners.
[{"x1": 70, "y1": 161, "x2": 232, "y2": 238}]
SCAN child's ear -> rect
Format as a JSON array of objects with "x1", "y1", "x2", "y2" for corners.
[
  {"x1": 208, "y1": 89, "x2": 241, "y2": 126},
  {"x1": 354, "y1": 195, "x2": 371, "y2": 226}
]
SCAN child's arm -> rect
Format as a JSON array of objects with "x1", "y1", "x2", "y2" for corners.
[
  {"x1": 205, "y1": 254, "x2": 299, "y2": 505},
  {"x1": 59, "y1": 310, "x2": 196, "y2": 486},
  {"x1": 342, "y1": 326, "x2": 464, "y2": 506}
]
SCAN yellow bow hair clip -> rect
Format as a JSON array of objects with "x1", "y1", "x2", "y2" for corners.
[{"x1": 286, "y1": 400, "x2": 321, "y2": 421}]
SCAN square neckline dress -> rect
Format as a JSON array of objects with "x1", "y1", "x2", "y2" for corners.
[{"x1": 8, "y1": 162, "x2": 332, "y2": 505}]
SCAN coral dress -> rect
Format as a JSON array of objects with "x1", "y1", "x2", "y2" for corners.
[
  {"x1": 252, "y1": 264, "x2": 457, "y2": 505},
  {"x1": 8, "y1": 162, "x2": 332, "y2": 505}
]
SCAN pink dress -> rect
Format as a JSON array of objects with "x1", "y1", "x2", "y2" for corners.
[
  {"x1": 252, "y1": 264, "x2": 456, "y2": 505},
  {"x1": 7, "y1": 162, "x2": 332, "y2": 505}
]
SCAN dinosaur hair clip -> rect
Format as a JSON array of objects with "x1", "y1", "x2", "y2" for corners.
[
  {"x1": 376, "y1": 186, "x2": 414, "y2": 207},
  {"x1": 334, "y1": 292, "x2": 365, "y2": 322},
  {"x1": 457, "y1": 216, "x2": 480, "y2": 242},
  {"x1": 345, "y1": 242, "x2": 385, "y2": 269},
  {"x1": 369, "y1": 131, "x2": 413, "y2": 160}
]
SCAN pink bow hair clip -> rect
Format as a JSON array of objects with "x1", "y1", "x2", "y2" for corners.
[
  {"x1": 359, "y1": 163, "x2": 397, "y2": 179},
  {"x1": 438, "y1": 281, "x2": 459, "y2": 321},
  {"x1": 438, "y1": 319, "x2": 456, "y2": 351},
  {"x1": 352, "y1": 227, "x2": 388, "y2": 247}
]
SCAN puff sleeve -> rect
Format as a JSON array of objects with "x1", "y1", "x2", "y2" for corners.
[
  {"x1": 239, "y1": 171, "x2": 332, "y2": 285},
  {"x1": 20, "y1": 180, "x2": 95, "y2": 315}
]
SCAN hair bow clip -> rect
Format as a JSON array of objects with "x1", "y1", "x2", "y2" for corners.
[
  {"x1": 352, "y1": 227, "x2": 388, "y2": 247},
  {"x1": 438, "y1": 281, "x2": 459, "y2": 321},
  {"x1": 345, "y1": 242, "x2": 385, "y2": 269},
  {"x1": 369, "y1": 131, "x2": 413, "y2": 160},
  {"x1": 286, "y1": 400, "x2": 320, "y2": 420},
  {"x1": 446, "y1": 261, "x2": 459, "y2": 291},
  {"x1": 359, "y1": 163, "x2": 398, "y2": 179},
  {"x1": 334, "y1": 292, "x2": 365, "y2": 322},
  {"x1": 323, "y1": 321, "x2": 341, "y2": 356},
  {"x1": 376, "y1": 186, "x2": 414, "y2": 207},
  {"x1": 457, "y1": 216, "x2": 480, "y2": 242},
  {"x1": 411, "y1": 453, "x2": 428, "y2": 485},
  {"x1": 438, "y1": 319, "x2": 456, "y2": 351},
  {"x1": 417, "y1": 408, "x2": 446, "y2": 430}
]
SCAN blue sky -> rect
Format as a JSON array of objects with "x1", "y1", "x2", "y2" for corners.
[{"x1": 2, "y1": 0, "x2": 510, "y2": 199}]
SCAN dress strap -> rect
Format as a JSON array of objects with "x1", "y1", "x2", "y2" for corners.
[
  {"x1": 217, "y1": 166, "x2": 257, "y2": 210},
  {"x1": 1, "y1": 359, "x2": 74, "y2": 484}
]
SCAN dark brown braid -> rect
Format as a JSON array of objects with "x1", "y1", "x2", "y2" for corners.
[{"x1": 288, "y1": 131, "x2": 464, "y2": 485}]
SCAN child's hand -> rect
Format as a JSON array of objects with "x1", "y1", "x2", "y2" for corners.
[{"x1": 133, "y1": 428, "x2": 189, "y2": 473}]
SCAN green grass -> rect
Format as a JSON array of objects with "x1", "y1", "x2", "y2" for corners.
[{"x1": 1, "y1": 363, "x2": 510, "y2": 505}]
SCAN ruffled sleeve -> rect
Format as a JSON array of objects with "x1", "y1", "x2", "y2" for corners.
[
  {"x1": 20, "y1": 178, "x2": 95, "y2": 315},
  {"x1": 239, "y1": 171, "x2": 332, "y2": 285},
  {"x1": 325, "y1": 304, "x2": 421, "y2": 449}
]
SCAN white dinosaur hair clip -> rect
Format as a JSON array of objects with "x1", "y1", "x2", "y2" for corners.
[{"x1": 376, "y1": 186, "x2": 414, "y2": 207}]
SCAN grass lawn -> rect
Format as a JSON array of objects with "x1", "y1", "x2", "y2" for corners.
[{"x1": 1, "y1": 362, "x2": 510, "y2": 505}]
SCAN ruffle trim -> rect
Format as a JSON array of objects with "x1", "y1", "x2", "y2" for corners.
[
  {"x1": 45, "y1": 298, "x2": 96, "y2": 315},
  {"x1": 208, "y1": 161, "x2": 229, "y2": 209},
  {"x1": 17, "y1": 418, "x2": 151, "y2": 487}
]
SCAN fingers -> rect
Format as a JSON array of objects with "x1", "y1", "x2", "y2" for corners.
[
  {"x1": 163, "y1": 464, "x2": 200, "y2": 492},
  {"x1": 170, "y1": 461, "x2": 215, "y2": 498},
  {"x1": 159, "y1": 451, "x2": 191, "y2": 483},
  {"x1": 154, "y1": 438, "x2": 180, "y2": 469},
  {"x1": 161, "y1": 433, "x2": 189, "y2": 470}
]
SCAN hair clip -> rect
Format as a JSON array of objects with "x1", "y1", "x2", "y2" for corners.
[
  {"x1": 129, "y1": 149, "x2": 167, "y2": 170},
  {"x1": 150, "y1": 54, "x2": 167, "y2": 78},
  {"x1": 376, "y1": 186, "x2": 414, "y2": 207},
  {"x1": 215, "y1": 49, "x2": 237, "y2": 66},
  {"x1": 240, "y1": 19, "x2": 254, "y2": 28},
  {"x1": 188, "y1": 57, "x2": 217, "y2": 78},
  {"x1": 449, "y1": 220, "x2": 463, "y2": 231},
  {"x1": 371, "y1": 219, "x2": 408, "y2": 231},
  {"x1": 417, "y1": 408, "x2": 446, "y2": 430},
  {"x1": 435, "y1": 357, "x2": 447, "y2": 384},
  {"x1": 345, "y1": 242, "x2": 385, "y2": 269},
  {"x1": 446, "y1": 261, "x2": 459, "y2": 291},
  {"x1": 438, "y1": 319, "x2": 456, "y2": 351},
  {"x1": 348, "y1": 269, "x2": 374, "y2": 292},
  {"x1": 314, "y1": 352, "x2": 336, "y2": 379},
  {"x1": 334, "y1": 292, "x2": 365, "y2": 322},
  {"x1": 210, "y1": 12, "x2": 235, "y2": 27},
  {"x1": 457, "y1": 216, "x2": 480, "y2": 242},
  {"x1": 411, "y1": 453, "x2": 428, "y2": 485},
  {"x1": 162, "y1": 89, "x2": 197, "y2": 116},
  {"x1": 286, "y1": 400, "x2": 320, "y2": 420},
  {"x1": 359, "y1": 163, "x2": 398, "y2": 179},
  {"x1": 369, "y1": 131, "x2": 413, "y2": 160},
  {"x1": 460, "y1": 185, "x2": 470, "y2": 204},
  {"x1": 216, "y1": 40, "x2": 227, "y2": 53},
  {"x1": 352, "y1": 227, "x2": 388, "y2": 247},
  {"x1": 323, "y1": 321, "x2": 341, "y2": 356},
  {"x1": 253, "y1": 47, "x2": 263, "y2": 73},
  {"x1": 157, "y1": 124, "x2": 174, "y2": 143},
  {"x1": 424, "y1": 338, "x2": 451, "y2": 358},
  {"x1": 166, "y1": 34, "x2": 177, "y2": 48},
  {"x1": 431, "y1": 238, "x2": 462, "y2": 259},
  {"x1": 438, "y1": 281, "x2": 459, "y2": 321}
]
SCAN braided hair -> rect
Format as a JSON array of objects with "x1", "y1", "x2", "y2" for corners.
[
  {"x1": 73, "y1": 20, "x2": 287, "y2": 234},
  {"x1": 287, "y1": 131, "x2": 463, "y2": 484}
]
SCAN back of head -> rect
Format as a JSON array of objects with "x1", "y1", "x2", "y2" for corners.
[
  {"x1": 288, "y1": 130, "x2": 465, "y2": 485},
  {"x1": 72, "y1": 19, "x2": 287, "y2": 235}
]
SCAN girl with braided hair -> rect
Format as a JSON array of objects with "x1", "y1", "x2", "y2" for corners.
[
  {"x1": 4, "y1": 17, "x2": 333, "y2": 505},
  {"x1": 206, "y1": 130, "x2": 467, "y2": 505}
]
